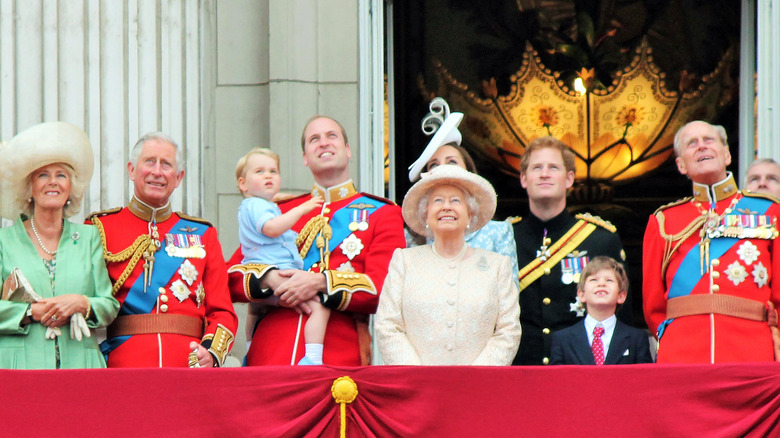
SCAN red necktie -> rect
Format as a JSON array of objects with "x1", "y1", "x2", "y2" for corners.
[{"x1": 592, "y1": 326, "x2": 605, "y2": 365}]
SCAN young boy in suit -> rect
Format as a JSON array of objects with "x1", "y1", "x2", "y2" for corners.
[{"x1": 550, "y1": 256, "x2": 653, "y2": 365}]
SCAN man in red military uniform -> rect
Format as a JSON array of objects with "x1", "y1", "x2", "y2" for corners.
[
  {"x1": 90, "y1": 132, "x2": 237, "y2": 367},
  {"x1": 228, "y1": 116, "x2": 405, "y2": 366},
  {"x1": 643, "y1": 120, "x2": 780, "y2": 363}
]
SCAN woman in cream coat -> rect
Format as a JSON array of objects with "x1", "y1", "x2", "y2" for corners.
[
  {"x1": 376, "y1": 165, "x2": 521, "y2": 365},
  {"x1": 0, "y1": 122, "x2": 119, "y2": 369}
]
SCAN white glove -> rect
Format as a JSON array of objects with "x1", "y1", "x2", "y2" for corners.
[
  {"x1": 45, "y1": 326, "x2": 62, "y2": 339},
  {"x1": 70, "y1": 312, "x2": 91, "y2": 341}
]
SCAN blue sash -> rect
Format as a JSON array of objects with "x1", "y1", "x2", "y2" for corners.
[
  {"x1": 101, "y1": 218, "x2": 208, "y2": 358},
  {"x1": 659, "y1": 196, "x2": 772, "y2": 338},
  {"x1": 301, "y1": 196, "x2": 380, "y2": 270}
]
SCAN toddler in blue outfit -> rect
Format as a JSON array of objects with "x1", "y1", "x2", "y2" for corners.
[{"x1": 236, "y1": 148, "x2": 327, "y2": 365}]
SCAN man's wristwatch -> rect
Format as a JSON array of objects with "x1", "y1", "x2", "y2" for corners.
[{"x1": 25, "y1": 304, "x2": 33, "y2": 321}]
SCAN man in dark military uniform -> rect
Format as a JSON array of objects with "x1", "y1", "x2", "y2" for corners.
[{"x1": 512, "y1": 136, "x2": 626, "y2": 365}]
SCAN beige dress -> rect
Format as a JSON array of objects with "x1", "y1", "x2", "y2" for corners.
[{"x1": 376, "y1": 245, "x2": 521, "y2": 365}]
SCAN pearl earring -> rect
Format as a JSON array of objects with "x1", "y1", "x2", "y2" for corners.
[
  {"x1": 66, "y1": 199, "x2": 72, "y2": 205},
  {"x1": 27, "y1": 198, "x2": 32, "y2": 203}
]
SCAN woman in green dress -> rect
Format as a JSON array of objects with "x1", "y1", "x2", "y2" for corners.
[{"x1": 0, "y1": 121, "x2": 119, "y2": 369}]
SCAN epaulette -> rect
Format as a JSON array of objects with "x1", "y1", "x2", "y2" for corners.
[
  {"x1": 743, "y1": 191, "x2": 780, "y2": 203},
  {"x1": 361, "y1": 192, "x2": 397, "y2": 207},
  {"x1": 87, "y1": 206, "x2": 123, "y2": 220},
  {"x1": 505, "y1": 216, "x2": 522, "y2": 224},
  {"x1": 652, "y1": 197, "x2": 692, "y2": 215},
  {"x1": 176, "y1": 212, "x2": 213, "y2": 227},
  {"x1": 575, "y1": 212, "x2": 617, "y2": 233}
]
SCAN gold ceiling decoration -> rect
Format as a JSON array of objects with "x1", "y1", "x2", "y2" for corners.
[{"x1": 422, "y1": 39, "x2": 735, "y2": 187}]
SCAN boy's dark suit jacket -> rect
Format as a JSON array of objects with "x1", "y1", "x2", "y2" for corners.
[{"x1": 550, "y1": 320, "x2": 654, "y2": 365}]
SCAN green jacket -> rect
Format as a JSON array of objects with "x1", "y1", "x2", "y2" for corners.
[{"x1": 0, "y1": 218, "x2": 119, "y2": 369}]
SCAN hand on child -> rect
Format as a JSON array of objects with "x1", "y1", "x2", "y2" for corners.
[{"x1": 302, "y1": 196, "x2": 324, "y2": 213}]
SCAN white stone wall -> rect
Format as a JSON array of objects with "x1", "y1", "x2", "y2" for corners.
[{"x1": 0, "y1": 0, "x2": 205, "y2": 222}]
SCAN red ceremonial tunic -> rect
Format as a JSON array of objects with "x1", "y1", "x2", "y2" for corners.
[
  {"x1": 90, "y1": 199, "x2": 237, "y2": 367},
  {"x1": 229, "y1": 180, "x2": 405, "y2": 366},
  {"x1": 643, "y1": 175, "x2": 780, "y2": 363}
]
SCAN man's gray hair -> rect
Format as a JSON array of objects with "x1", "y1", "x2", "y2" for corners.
[
  {"x1": 672, "y1": 121, "x2": 728, "y2": 157},
  {"x1": 129, "y1": 132, "x2": 184, "y2": 169}
]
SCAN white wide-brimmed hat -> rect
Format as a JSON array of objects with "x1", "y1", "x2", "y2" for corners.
[
  {"x1": 408, "y1": 97, "x2": 464, "y2": 182},
  {"x1": 0, "y1": 121, "x2": 94, "y2": 218},
  {"x1": 402, "y1": 164, "x2": 497, "y2": 236}
]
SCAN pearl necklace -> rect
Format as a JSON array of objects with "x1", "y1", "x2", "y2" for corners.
[
  {"x1": 30, "y1": 216, "x2": 60, "y2": 256},
  {"x1": 431, "y1": 242, "x2": 468, "y2": 262}
]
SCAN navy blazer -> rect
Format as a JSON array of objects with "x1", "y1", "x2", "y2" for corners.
[{"x1": 550, "y1": 319, "x2": 654, "y2": 365}]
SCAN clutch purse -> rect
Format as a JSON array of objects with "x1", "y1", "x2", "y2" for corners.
[{"x1": 2, "y1": 268, "x2": 43, "y2": 303}]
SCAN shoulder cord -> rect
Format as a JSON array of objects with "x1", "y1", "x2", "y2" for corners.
[
  {"x1": 656, "y1": 210, "x2": 705, "y2": 277},
  {"x1": 91, "y1": 217, "x2": 155, "y2": 295}
]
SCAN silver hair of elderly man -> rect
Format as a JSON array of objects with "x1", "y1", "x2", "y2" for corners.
[
  {"x1": 415, "y1": 186, "x2": 480, "y2": 239},
  {"x1": 672, "y1": 120, "x2": 729, "y2": 157},
  {"x1": 128, "y1": 132, "x2": 185, "y2": 169}
]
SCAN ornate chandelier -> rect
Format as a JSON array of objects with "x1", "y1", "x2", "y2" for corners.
[{"x1": 422, "y1": 39, "x2": 735, "y2": 201}]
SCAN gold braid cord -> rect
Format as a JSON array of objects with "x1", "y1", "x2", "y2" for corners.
[
  {"x1": 296, "y1": 215, "x2": 329, "y2": 260},
  {"x1": 655, "y1": 210, "x2": 706, "y2": 277},
  {"x1": 91, "y1": 217, "x2": 154, "y2": 295}
]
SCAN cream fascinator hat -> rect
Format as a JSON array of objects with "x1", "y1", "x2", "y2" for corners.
[
  {"x1": 0, "y1": 121, "x2": 94, "y2": 218},
  {"x1": 407, "y1": 97, "x2": 464, "y2": 182},
  {"x1": 402, "y1": 164, "x2": 497, "y2": 236}
]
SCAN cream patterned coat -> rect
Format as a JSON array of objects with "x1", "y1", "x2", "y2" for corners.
[{"x1": 376, "y1": 245, "x2": 521, "y2": 365}]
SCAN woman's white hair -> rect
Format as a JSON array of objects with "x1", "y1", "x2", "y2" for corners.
[{"x1": 416, "y1": 184, "x2": 480, "y2": 238}]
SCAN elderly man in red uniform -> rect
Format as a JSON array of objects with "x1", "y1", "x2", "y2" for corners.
[
  {"x1": 89, "y1": 132, "x2": 237, "y2": 367},
  {"x1": 228, "y1": 116, "x2": 405, "y2": 366},
  {"x1": 643, "y1": 120, "x2": 780, "y2": 363}
]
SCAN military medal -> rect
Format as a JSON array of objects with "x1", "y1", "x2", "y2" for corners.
[
  {"x1": 349, "y1": 210, "x2": 360, "y2": 232},
  {"x1": 340, "y1": 233, "x2": 364, "y2": 260},
  {"x1": 572, "y1": 256, "x2": 588, "y2": 284},
  {"x1": 752, "y1": 262, "x2": 768, "y2": 288},
  {"x1": 560, "y1": 259, "x2": 574, "y2": 285},
  {"x1": 196, "y1": 284, "x2": 205, "y2": 308},
  {"x1": 170, "y1": 279, "x2": 191, "y2": 303},
  {"x1": 166, "y1": 234, "x2": 206, "y2": 259},
  {"x1": 569, "y1": 297, "x2": 586, "y2": 317},
  {"x1": 536, "y1": 230, "x2": 551, "y2": 261},
  {"x1": 358, "y1": 210, "x2": 369, "y2": 231},
  {"x1": 178, "y1": 260, "x2": 199, "y2": 286}
]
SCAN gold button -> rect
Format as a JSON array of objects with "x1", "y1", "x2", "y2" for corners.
[
  {"x1": 543, "y1": 297, "x2": 551, "y2": 305},
  {"x1": 160, "y1": 295, "x2": 169, "y2": 303},
  {"x1": 542, "y1": 357, "x2": 549, "y2": 365},
  {"x1": 711, "y1": 271, "x2": 720, "y2": 279},
  {"x1": 711, "y1": 284, "x2": 720, "y2": 293},
  {"x1": 158, "y1": 287, "x2": 166, "y2": 294},
  {"x1": 160, "y1": 304, "x2": 169, "y2": 312},
  {"x1": 312, "y1": 263, "x2": 318, "y2": 269},
  {"x1": 542, "y1": 328, "x2": 550, "y2": 335},
  {"x1": 323, "y1": 208, "x2": 331, "y2": 214},
  {"x1": 711, "y1": 259, "x2": 720, "y2": 267},
  {"x1": 544, "y1": 268, "x2": 551, "y2": 275}
]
